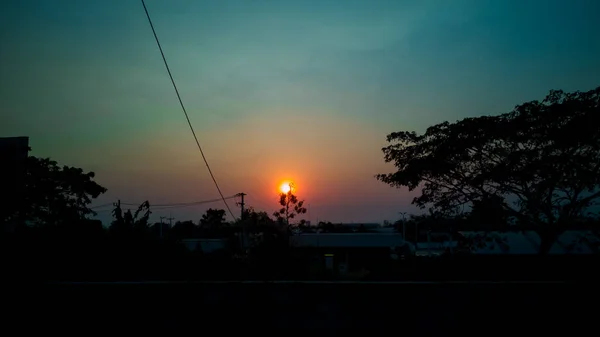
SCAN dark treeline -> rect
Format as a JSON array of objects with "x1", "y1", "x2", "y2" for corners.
[
  {"x1": 3, "y1": 86, "x2": 600, "y2": 282},
  {"x1": 3, "y1": 202, "x2": 291, "y2": 281},
  {"x1": 3, "y1": 203, "x2": 599, "y2": 282}
]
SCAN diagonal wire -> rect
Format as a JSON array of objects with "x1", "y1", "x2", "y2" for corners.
[{"x1": 140, "y1": 0, "x2": 236, "y2": 220}]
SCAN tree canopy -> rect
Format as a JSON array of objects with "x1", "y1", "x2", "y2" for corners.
[
  {"x1": 5, "y1": 155, "x2": 107, "y2": 226},
  {"x1": 377, "y1": 86, "x2": 600, "y2": 253},
  {"x1": 242, "y1": 207, "x2": 274, "y2": 227},
  {"x1": 200, "y1": 208, "x2": 226, "y2": 227}
]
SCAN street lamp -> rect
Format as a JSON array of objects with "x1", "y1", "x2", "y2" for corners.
[{"x1": 399, "y1": 212, "x2": 407, "y2": 240}]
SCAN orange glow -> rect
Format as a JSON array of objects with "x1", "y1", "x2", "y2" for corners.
[{"x1": 279, "y1": 181, "x2": 294, "y2": 194}]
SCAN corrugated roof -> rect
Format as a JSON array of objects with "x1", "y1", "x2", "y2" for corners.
[
  {"x1": 459, "y1": 230, "x2": 599, "y2": 254},
  {"x1": 290, "y1": 233, "x2": 406, "y2": 248}
]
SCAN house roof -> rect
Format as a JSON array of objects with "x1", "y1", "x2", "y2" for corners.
[
  {"x1": 458, "y1": 230, "x2": 599, "y2": 254},
  {"x1": 290, "y1": 233, "x2": 406, "y2": 248}
]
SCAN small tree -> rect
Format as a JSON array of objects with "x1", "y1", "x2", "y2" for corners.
[
  {"x1": 199, "y1": 208, "x2": 228, "y2": 238},
  {"x1": 239, "y1": 206, "x2": 285, "y2": 249},
  {"x1": 200, "y1": 208, "x2": 226, "y2": 227},
  {"x1": 273, "y1": 183, "x2": 307, "y2": 227},
  {"x1": 171, "y1": 220, "x2": 197, "y2": 240},
  {"x1": 242, "y1": 207, "x2": 274, "y2": 228},
  {"x1": 110, "y1": 200, "x2": 151, "y2": 235}
]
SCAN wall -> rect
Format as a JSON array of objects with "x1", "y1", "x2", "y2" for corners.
[
  {"x1": 181, "y1": 239, "x2": 227, "y2": 253},
  {"x1": 16, "y1": 282, "x2": 597, "y2": 332}
]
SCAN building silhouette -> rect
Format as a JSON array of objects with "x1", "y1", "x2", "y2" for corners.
[{"x1": 1, "y1": 136, "x2": 29, "y2": 231}]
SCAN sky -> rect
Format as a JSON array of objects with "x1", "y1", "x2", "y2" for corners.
[{"x1": 1, "y1": 0, "x2": 600, "y2": 225}]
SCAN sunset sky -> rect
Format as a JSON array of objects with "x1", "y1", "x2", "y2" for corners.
[{"x1": 2, "y1": 0, "x2": 600, "y2": 224}]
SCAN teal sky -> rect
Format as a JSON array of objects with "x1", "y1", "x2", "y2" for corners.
[{"x1": 2, "y1": 0, "x2": 599, "y2": 224}]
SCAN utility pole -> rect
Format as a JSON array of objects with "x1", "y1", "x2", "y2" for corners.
[
  {"x1": 159, "y1": 216, "x2": 166, "y2": 239},
  {"x1": 399, "y1": 212, "x2": 407, "y2": 240},
  {"x1": 427, "y1": 230, "x2": 432, "y2": 256},
  {"x1": 238, "y1": 192, "x2": 247, "y2": 250},
  {"x1": 415, "y1": 221, "x2": 419, "y2": 250},
  {"x1": 166, "y1": 213, "x2": 174, "y2": 228},
  {"x1": 238, "y1": 193, "x2": 246, "y2": 220}
]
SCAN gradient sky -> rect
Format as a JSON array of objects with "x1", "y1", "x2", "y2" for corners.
[{"x1": 2, "y1": 0, "x2": 600, "y2": 225}]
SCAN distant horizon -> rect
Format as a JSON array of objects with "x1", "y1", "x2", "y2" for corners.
[{"x1": 89, "y1": 198, "x2": 420, "y2": 226}]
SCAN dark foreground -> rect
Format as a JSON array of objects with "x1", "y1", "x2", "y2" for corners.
[{"x1": 7, "y1": 281, "x2": 598, "y2": 334}]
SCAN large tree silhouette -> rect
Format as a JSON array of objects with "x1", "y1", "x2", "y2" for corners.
[
  {"x1": 4, "y1": 155, "x2": 107, "y2": 226},
  {"x1": 377, "y1": 86, "x2": 600, "y2": 254}
]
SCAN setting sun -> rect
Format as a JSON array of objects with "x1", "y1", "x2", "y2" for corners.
[{"x1": 279, "y1": 181, "x2": 293, "y2": 194}]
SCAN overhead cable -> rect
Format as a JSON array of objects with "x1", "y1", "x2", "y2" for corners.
[{"x1": 140, "y1": 0, "x2": 237, "y2": 220}]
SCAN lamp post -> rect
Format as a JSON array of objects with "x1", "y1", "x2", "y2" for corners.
[
  {"x1": 399, "y1": 212, "x2": 407, "y2": 240},
  {"x1": 159, "y1": 216, "x2": 166, "y2": 239}
]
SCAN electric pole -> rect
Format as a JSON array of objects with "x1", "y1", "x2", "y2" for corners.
[
  {"x1": 237, "y1": 192, "x2": 247, "y2": 250},
  {"x1": 399, "y1": 212, "x2": 407, "y2": 240},
  {"x1": 159, "y1": 216, "x2": 166, "y2": 239},
  {"x1": 238, "y1": 192, "x2": 246, "y2": 220},
  {"x1": 166, "y1": 213, "x2": 174, "y2": 228}
]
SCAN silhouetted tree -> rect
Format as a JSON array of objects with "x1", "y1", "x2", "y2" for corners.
[
  {"x1": 3, "y1": 155, "x2": 107, "y2": 226},
  {"x1": 239, "y1": 206, "x2": 286, "y2": 249},
  {"x1": 356, "y1": 224, "x2": 368, "y2": 233},
  {"x1": 200, "y1": 208, "x2": 226, "y2": 227},
  {"x1": 242, "y1": 207, "x2": 265, "y2": 221},
  {"x1": 377, "y1": 86, "x2": 600, "y2": 254},
  {"x1": 199, "y1": 208, "x2": 228, "y2": 237},
  {"x1": 241, "y1": 207, "x2": 274, "y2": 229},
  {"x1": 273, "y1": 183, "x2": 307, "y2": 227},
  {"x1": 316, "y1": 221, "x2": 350, "y2": 233},
  {"x1": 110, "y1": 200, "x2": 151, "y2": 235},
  {"x1": 171, "y1": 220, "x2": 197, "y2": 239}
]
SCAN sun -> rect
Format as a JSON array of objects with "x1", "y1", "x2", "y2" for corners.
[{"x1": 279, "y1": 181, "x2": 293, "y2": 194}]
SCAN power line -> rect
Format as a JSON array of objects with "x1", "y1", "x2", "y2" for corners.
[
  {"x1": 91, "y1": 195, "x2": 239, "y2": 211},
  {"x1": 91, "y1": 203, "x2": 115, "y2": 210},
  {"x1": 122, "y1": 195, "x2": 238, "y2": 208},
  {"x1": 140, "y1": 0, "x2": 236, "y2": 221},
  {"x1": 141, "y1": 196, "x2": 239, "y2": 210},
  {"x1": 92, "y1": 200, "x2": 230, "y2": 214}
]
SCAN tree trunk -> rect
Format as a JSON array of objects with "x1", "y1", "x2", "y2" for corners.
[
  {"x1": 537, "y1": 237, "x2": 553, "y2": 255},
  {"x1": 537, "y1": 229, "x2": 562, "y2": 255}
]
